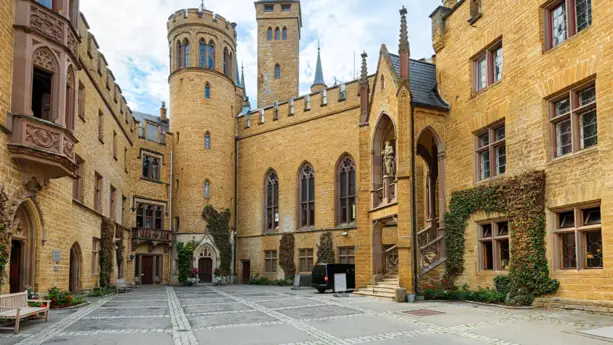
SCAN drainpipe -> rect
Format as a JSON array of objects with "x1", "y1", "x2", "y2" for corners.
[
  {"x1": 169, "y1": 150, "x2": 174, "y2": 232},
  {"x1": 233, "y1": 135, "x2": 238, "y2": 282},
  {"x1": 410, "y1": 95, "x2": 419, "y2": 296}
]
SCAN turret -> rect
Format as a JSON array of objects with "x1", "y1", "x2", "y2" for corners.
[{"x1": 311, "y1": 43, "x2": 326, "y2": 94}]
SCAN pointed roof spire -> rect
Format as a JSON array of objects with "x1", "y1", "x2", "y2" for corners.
[
  {"x1": 241, "y1": 62, "x2": 245, "y2": 90},
  {"x1": 399, "y1": 6, "x2": 410, "y2": 55},
  {"x1": 360, "y1": 51, "x2": 368, "y2": 85},
  {"x1": 312, "y1": 41, "x2": 326, "y2": 87}
]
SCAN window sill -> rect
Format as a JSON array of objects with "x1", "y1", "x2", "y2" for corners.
[
  {"x1": 475, "y1": 173, "x2": 505, "y2": 185},
  {"x1": 548, "y1": 146, "x2": 598, "y2": 166},
  {"x1": 543, "y1": 25, "x2": 593, "y2": 55},
  {"x1": 477, "y1": 270, "x2": 507, "y2": 276},
  {"x1": 297, "y1": 226, "x2": 316, "y2": 232},
  {"x1": 335, "y1": 222, "x2": 357, "y2": 229},
  {"x1": 553, "y1": 268, "x2": 604, "y2": 274},
  {"x1": 471, "y1": 79, "x2": 502, "y2": 99},
  {"x1": 140, "y1": 177, "x2": 163, "y2": 184},
  {"x1": 467, "y1": 13, "x2": 482, "y2": 25}
]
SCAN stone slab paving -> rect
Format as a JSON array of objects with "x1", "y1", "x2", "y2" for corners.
[{"x1": 2, "y1": 285, "x2": 613, "y2": 344}]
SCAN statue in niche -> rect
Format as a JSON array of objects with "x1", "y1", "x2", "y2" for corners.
[{"x1": 382, "y1": 141, "x2": 395, "y2": 177}]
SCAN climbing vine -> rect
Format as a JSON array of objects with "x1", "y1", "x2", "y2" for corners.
[
  {"x1": 176, "y1": 241, "x2": 194, "y2": 283},
  {"x1": 100, "y1": 218, "x2": 115, "y2": 287},
  {"x1": 443, "y1": 170, "x2": 558, "y2": 305},
  {"x1": 115, "y1": 225, "x2": 125, "y2": 273},
  {"x1": 279, "y1": 233, "x2": 296, "y2": 279},
  {"x1": 0, "y1": 186, "x2": 11, "y2": 288},
  {"x1": 316, "y1": 232, "x2": 335, "y2": 264},
  {"x1": 201, "y1": 205, "x2": 232, "y2": 275}
]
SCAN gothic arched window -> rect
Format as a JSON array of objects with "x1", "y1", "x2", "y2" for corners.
[
  {"x1": 275, "y1": 27, "x2": 280, "y2": 40},
  {"x1": 282, "y1": 27, "x2": 287, "y2": 40},
  {"x1": 267, "y1": 27, "x2": 273, "y2": 41},
  {"x1": 199, "y1": 39, "x2": 207, "y2": 68},
  {"x1": 205, "y1": 83, "x2": 211, "y2": 99},
  {"x1": 183, "y1": 39, "x2": 190, "y2": 68},
  {"x1": 223, "y1": 48, "x2": 229, "y2": 76},
  {"x1": 176, "y1": 40, "x2": 183, "y2": 68},
  {"x1": 265, "y1": 171, "x2": 279, "y2": 232},
  {"x1": 338, "y1": 155, "x2": 356, "y2": 224},
  {"x1": 208, "y1": 40, "x2": 215, "y2": 69},
  {"x1": 299, "y1": 164, "x2": 315, "y2": 227},
  {"x1": 204, "y1": 180, "x2": 210, "y2": 198},
  {"x1": 204, "y1": 131, "x2": 211, "y2": 150},
  {"x1": 275, "y1": 64, "x2": 280, "y2": 79}
]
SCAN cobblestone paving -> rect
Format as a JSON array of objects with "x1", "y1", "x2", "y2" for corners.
[{"x1": 1, "y1": 285, "x2": 613, "y2": 344}]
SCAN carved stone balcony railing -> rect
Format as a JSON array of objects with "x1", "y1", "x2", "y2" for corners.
[
  {"x1": 418, "y1": 221, "x2": 446, "y2": 276},
  {"x1": 372, "y1": 179, "x2": 397, "y2": 209},
  {"x1": 14, "y1": 0, "x2": 79, "y2": 59},
  {"x1": 382, "y1": 245, "x2": 398, "y2": 276},
  {"x1": 131, "y1": 228, "x2": 173, "y2": 247},
  {"x1": 7, "y1": 114, "x2": 77, "y2": 179}
]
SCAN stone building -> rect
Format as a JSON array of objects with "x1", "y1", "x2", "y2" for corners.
[{"x1": 0, "y1": 0, "x2": 611, "y2": 310}]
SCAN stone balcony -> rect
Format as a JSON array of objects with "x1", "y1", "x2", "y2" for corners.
[
  {"x1": 131, "y1": 228, "x2": 174, "y2": 248},
  {"x1": 7, "y1": 114, "x2": 78, "y2": 180}
]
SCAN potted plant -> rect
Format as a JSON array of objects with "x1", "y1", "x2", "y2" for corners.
[{"x1": 186, "y1": 268, "x2": 199, "y2": 286}]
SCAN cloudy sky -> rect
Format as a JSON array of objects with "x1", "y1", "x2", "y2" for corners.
[{"x1": 81, "y1": 0, "x2": 442, "y2": 116}]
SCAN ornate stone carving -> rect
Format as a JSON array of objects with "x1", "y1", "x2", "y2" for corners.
[
  {"x1": 32, "y1": 47, "x2": 57, "y2": 72},
  {"x1": 63, "y1": 138, "x2": 74, "y2": 158},
  {"x1": 25, "y1": 123, "x2": 60, "y2": 152},
  {"x1": 30, "y1": 5, "x2": 64, "y2": 44},
  {"x1": 67, "y1": 29, "x2": 77, "y2": 56}
]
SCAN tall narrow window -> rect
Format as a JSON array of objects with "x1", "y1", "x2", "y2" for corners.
[
  {"x1": 338, "y1": 156, "x2": 356, "y2": 225},
  {"x1": 554, "y1": 205, "x2": 602, "y2": 269},
  {"x1": 183, "y1": 39, "x2": 190, "y2": 68},
  {"x1": 124, "y1": 147, "x2": 128, "y2": 171},
  {"x1": 32, "y1": 66, "x2": 53, "y2": 121},
  {"x1": 264, "y1": 250, "x2": 278, "y2": 273},
  {"x1": 110, "y1": 185, "x2": 117, "y2": 221},
  {"x1": 208, "y1": 41, "x2": 215, "y2": 69},
  {"x1": 305, "y1": 95, "x2": 311, "y2": 111},
  {"x1": 204, "y1": 180, "x2": 210, "y2": 198},
  {"x1": 289, "y1": 99, "x2": 295, "y2": 115},
  {"x1": 267, "y1": 27, "x2": 273, "y2": 41},
  {"x1": 204, "y1": 132, "x2": 211, "y2": 150},
  {"x1": 265, "y1": 171, "x2": 279, "y2": 232},
  {"x1": 98, "y1": 110, "x2": 104, "y2": 142},
  {"x1": 322, "y1": 89, "x2": 328, "y2": 105},
  {"x1": 275, "y1": 27, "x2": 280, "y2": 40},
  {"x1": 78, "y1": 82, "x2": 85, "y2": 121},
  {"x1": 94, "y1": 172, "x2": 103, "y2": 212},
  {"x1": 199, "y1": 39, "x2": 207, "y2": 68},
  {"x1": 299, "y1": 164, "x2": 315, "y2": 228},
  {"x1": 338, "y1": 247, "x2": 355, "y2": 264},
  {"x1": 298, "y1": 249, "x2": 314, "y2": 272},
  {"x1": 275, "y1": 64, "x2": 280, "y2": 79},
  {"x1": 339, "y1": 84, "x2": 346, "y2": 101},
  {"x1": 121, "y1": 195, "x2": 128, "y2": 226},
  {"x1": 142, "y1": 153, "x2": 161, "y2": 181},
  {"x1": 176, "y1": 40, "x2": 183, "y2": 69},
  {"x1": 381, "y1": 75, "x2": 385, "y2": 90},
  {"x1": 273, "y1": 101, "x2": 279, "y2": 120},
  {"x1": 550, "y1": 82, "x2": 597, "y2": 158},
  {"x1": 282, "y1": 27, "x2": 287, "y2": 40},
  {"x1": 205, "y1": 83, "x2": 211, "y2": 99},
  {"x1": 92, "y1": 238, "x2": 100, "y2": 274},
  {"x1": 65, "y1": 67, "x2": 75, "y2": 130},
  {"x1": 475, "y1": 123, "x2": 505, "y2": 181},
  {"x1": 473, "y1": 41, "x2": 503, "y2": 92},
  {"x1": 72, "y1": 155, "x2": 84, "y2": 202},
  {"x1": 136, "y1": 203, "x2": 164, "y2": 229},
  {"x1": 546, "y1": 0, "x2": 592, "y2": 49},
  {"x1": 112, "y1": 131, "x2": 118, "y2": 159},
  {"x1": 479, "y1": 221, "x2": 510, "y2": 271}
]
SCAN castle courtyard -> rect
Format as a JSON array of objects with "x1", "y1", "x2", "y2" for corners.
[{"x1": 2, "y1": 285, "x2": 613, "y2": 345}]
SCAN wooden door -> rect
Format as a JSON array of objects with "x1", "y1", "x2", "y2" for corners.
[
  {"x1": 141, "y1": 256, "x2": 154, "y2": 284},
  {"x1": 69, "y1": 246, "x2": 79, "y2": 292},
  {"x1": 198, "y1": 258, "x2": 212, "y2": 283},
  {"x1": 10, "y1": 241, "x2": 21, "y2": 293},
  {"x1": 241, "y1": 261, "x2": 250, "y2": 284}
]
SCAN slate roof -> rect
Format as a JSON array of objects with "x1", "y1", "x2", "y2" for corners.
[
  {"x1": 132, "y1": 111, "x2": 169, "y2": 131},
  {"x1": 389, "y1": 54, "x2": 449, "y2": 110},
  {"x1": 312, "y1": 47, "x2": 325, "y2": 87}
]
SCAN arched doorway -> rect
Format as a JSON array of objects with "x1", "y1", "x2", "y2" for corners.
[
  {"x1": 9, "y1": 200, "x2": 39, "y2": 293},
  {"x1": 69, "y1": 242, "x2": 81, "y2": 292},
  {"x1": 198, "y1": 248, "x2": 213, "y2": 283}
]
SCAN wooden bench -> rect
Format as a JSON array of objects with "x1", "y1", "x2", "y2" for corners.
[
  {"x1": 0, "y1": 291, "x2": 50, "y2": 333},
  {"x1": 116, "y1": 279, "x2": 134, "y2": 293}
]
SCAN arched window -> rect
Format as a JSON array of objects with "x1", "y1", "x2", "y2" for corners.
[
  {"x1": 282, "y1": 27, "x2": 287, "y2": 40},
  {"x1": 223, "y1": 47, "x2": 229, "y2": 76},
  {"x1": 205, "y1": 83, "x2": 211, "y2": 99},
  {"x1": 204, "y1": 180, "x2": 210, "y2": 198},
  {"x1": 65, "y1": 66, "x2": 75, "y2": 130},
  {"x1": 208, "y1": 40, "x2": 215, "y2": 69},
  {"x1": 183, "y1": 39, "x2": 190, "y2": 68},
  {"x1": 275, "y1": 64, "x2": 280, "y2": 79},
  {"x1": 204, "y1": 131, "x2": 211, "y2": 150},
  {"x1": 338, "y1": 156, "x2": 356, "y2": 224},
  {"x1": 229, "y1": 52, "x2": 233, "y2": 78},
  {"x1": 381, "y1": 75, "x2": 385, "y2": 90},
  {"x1": 299, "y1": 164, "x2": 315, "y2": 227},
  {"x1": 265, "y1": 171, "x2": 279, "y2": 232},
  {"x1": 176, "y1": 40, "x2": 183, "y2": 68},
  {"x1": 199, "y1": 39, "x2": 207, "y2": 68},
  {"x1": 267, "y1": 27, "x2": 273, "y2": 41},
  {"x1": 275, "y1": 27, "x2": 280, "y2": 40}
]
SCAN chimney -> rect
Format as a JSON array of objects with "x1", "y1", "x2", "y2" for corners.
[
  {"x1": 359, "y1": 51, "x2": 370, "y2": 126},
  {"x1": 160, "y1": 101, "x2": 167, "y2": 122},
  {"x1": 399, "y1": 6, "x2": 410, "y2": 81}
]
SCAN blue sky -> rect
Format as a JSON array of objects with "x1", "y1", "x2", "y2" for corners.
[{"x1": 80, "y1": 0, "x2": 442, "y2": 116}]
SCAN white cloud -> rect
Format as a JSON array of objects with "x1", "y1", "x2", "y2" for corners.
[{"x1": 80, "y1": 0, "x2": 440, "y2": 115}]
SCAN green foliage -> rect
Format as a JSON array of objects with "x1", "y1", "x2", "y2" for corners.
[
  {"x1": 443, "y1": 171, "x2": 558, "y2": 305},
  {"x1": 87, "y1": 286, "x2": 116, "y2": 297},
  {"x1": 201, "y1": 205, "x2": 232, "y2": 275},
  {"x1": 176, "y1": 241, "x2": 194, "y2": 283},
  {"x1": 279, "y1": 233, "x2": 296, "y2": 279},
  {"x1": 99, "y1": 218, "x2": 115, "y2": 287},
  {"x1": 45, "y1": 287, "x2": 81, "y2": 308},
  {"x1": 247, "y1": 274, "x2": 293, "y2": 286},
  {"x1": 316, "y1": 232, "x2": 335, "y2": 264},
  {"x1": 494, "y1": 275, "x2": 511, "y2": 296},
  {"x1": 116, "y1": 226, "x2": 125, "y2": 269},
  {"x1": 422, "y1": 283, "x2": 505, "y2": 304},
  {"x1": 0, "y1": 187, "x2": 11, "y2": 288}
]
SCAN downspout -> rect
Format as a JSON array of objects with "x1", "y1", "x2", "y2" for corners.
[
  {"x1": 170, "y1": 150, "x2": 174, "y2": 232},
  {"x1": 410, "y1": 95, "x2": 419, "y2": 296},
  {"x1": 233, "y1": 135, "x2": 238, "y2": 282}
]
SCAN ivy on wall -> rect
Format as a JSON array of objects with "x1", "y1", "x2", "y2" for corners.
[
  {"x1": 443, "y1": 170, "x2": 559, "y2": 305},
  {"x1": 0, "y1": 187, "x2": 10, "y2": 288},
  {"x1": 115, "y1": 225, "x2": 125, "y2": 275},
  {"x1": 100, "y1": 218, "x2": 115, "y2": 287},
  {"x1": 316, "y1": 232, "x2": 335, "y2": 264},
  {"x1": 201, "y1": 205, "x2": 232, "y2": 275},
  {"x1": 176, "y1": 241, "x2": 194, "y2": 283},
  {"x1": 279, "y1": 233, "x2": 296, "y2": 279}
]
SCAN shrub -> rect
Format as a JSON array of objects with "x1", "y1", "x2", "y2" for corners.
[
  {"x1": 279, "y1": 233, "x2": 296, "y2": 279},
  {"x1": 422, "y1": 283, "x2": 505, "y2": 304},
  {"x1": 316, "y1": 232, "x2": 335, "y2": 264},
  {"x1": 494, "y1": 275, "x2": 511, "y2": 295}
]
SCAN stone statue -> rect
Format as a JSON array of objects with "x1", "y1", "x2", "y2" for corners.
[{"x1": 382, "y1": 141, "x2": 395, "y2": 177}]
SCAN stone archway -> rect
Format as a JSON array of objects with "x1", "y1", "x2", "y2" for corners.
[
  {"x1": 371, "y1": 113, "x2": 398, "y2": 208},
  {"x1": 192, "y1": 235, "x2": 220, "y2": 283},
  {"x1": 69, "y1": 242, "x2": 82, "y2": 292},
  {"x1": 9, "y1": 199, "x2": 42, "y2": 293}
]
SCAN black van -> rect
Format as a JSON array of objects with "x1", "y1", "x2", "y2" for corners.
[{"x1": 311, "y1": 263, "x2": 355, "y2": 293}]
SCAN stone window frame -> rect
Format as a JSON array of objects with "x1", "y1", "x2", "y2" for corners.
[
  {"x1": 135, "y1": 200, "x2": 165, "y2": 230},
  {"x1": 78, "y1": 81, "x2": 86, "y2": 122},
  {"x1": 338, "y1": 246, "x2": 355, "y2": 264},
  {"x1": 264, "y1": 250, "x2": 278, "y2": 273},
  {"x1": 298, "y1": 248, "x2": 314, "y2": 273},
  {"x1": 339, "y1": 84, "x2": 347, "y2": 101},
  {"x1": 477, "y1": 219, "x2": 510, "y2": 271},
  {"x1": 289, "y1": 99, "x2": 295, "y2": 116},
  {"x1": 72, "y1": 155, "x2": 84, "y2": 202},
  {"x1": 199, "y1": 39, "x2": 207, "y2": 68},
  {"x1": 176, "y1": 40, "x2": 183, "y2": 69},
  {"x1": 124, "y1": 147, "x2": 128, "y2": 172},
  {"x1": 282, "y1": 27, "x2": 287, "y2": 40},
  {"x1": 94, "y1": 172, "x2": 103, "y2": 213},
  {"x1": 321, "y1": 89, "x2": 328, "y2": 106},
  {"x1": 264, "y1": 170, "x2": 279, "y2": 233},
  {"x1": 92, "y1": 238, "x2": 100, "y2": 274},
  {"x1": 275, "y1": 27, "x2": 280, "y2": 40},
  {"x1": 553, "y1": 203, "x2": 602, "y2": 270},
  {"x1": 183, "y1": 38, "x2": 191, "y2": 68},
  {"x1": 110, "y1": 185, "x2": 117, "y2": 221},
  {"x1": 474, "y1": 121, "x2": 505, "y2": 182},
  {"x1": 264, "y1": 4, "x2": 274, "y2": 12},
  {"x1": 548, "y1": 81, "x2": 597, "y2": 159},
  {"x1": 281, "y1": 4, "x2": 291, "y2": 12},
  {"x1": 141, "y1": 151, "x2": 162, "y2": 182},
  {"x1": 204, "y1": 131, "x2": 211, "y2": 150},
  {"x1": 336, "y1": 155, "x2": 357, "y2": 226},
  {"x1": 98, "y1": 110, "x2": 104, "y2": 143},
  {"x1": 305, "y1": 95, "x2": 311, "y2": 111},
  {"x1": 205, "y1": 82, "x2": 211, "y2": 99},
  {"x1": 472, "y1": 39, "x2": 503, "y2": 94},
  {"x1": 275, "y1": 64, "x2": 281, "y2": 79},
  {"x1": 298, "y1": 163, "x2": 315, "y2": 229},
  {"x1": 544, "y1": 0, "x2": 592, "y2": 50},
  {"x1": 267, "y1": 27, "x2": 273, "y2": 41},
  {"x1": 112, "y1": 131, "x2": 118, "y2": 160},
  {"x1": 273, "y1": 101, "x2": 279, "y2": 120},
  {"x1": 204, "y1": 179, "x2": 211, "y2": 199}
]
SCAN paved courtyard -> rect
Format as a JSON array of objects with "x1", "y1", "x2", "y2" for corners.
[{"x1": 2, "y1": 285, "x2": 613, "y2": 344}]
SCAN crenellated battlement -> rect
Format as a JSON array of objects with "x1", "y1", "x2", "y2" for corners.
[{"x1": 167, "y1": 8, "x2": 237, "y2": 41}]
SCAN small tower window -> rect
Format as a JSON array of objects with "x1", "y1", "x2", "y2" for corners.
[
  {"x1": 260, "y1": 108, "x2": 265, "y2": 124},
  {"x1": 176, "y1": 40, "x2": 183, "y2": 68},
  {"x1": 205, "y1": 83, "x2": 211, "y2": 99},
  {"x1": 267, "y1": 27, "x2": 273, "y2": 41},
  {"x1": 275, "y1": 64, "x2": 281, "y2": 79},
  {"x1": 282, "y1": 27, "x2": 287, "y2": 40},
  {"x1": 204, "y1": 132, "x2": 211, "y2": 150},
  {"x1": 183, "y1": 39, "x2": 190, "y2": 68},
  {"x1": 339, "y1": 83, "x2": 346, "y2": 100},
  {"x1": 273, "y1": 101, "x2": 279, "y2": 120},
  {"x1": 322, "y1": 89, "x2": 328, "y2": 106},
  {"x1": 199, "y1": 39, "x2": 207, "y2": 68},
  {"x1": 305, "y1": 95, "x2": 311, "y2": 111},
  {"x1": 264, "y1": 4, "x2": 274, "y2": 12},
  {"x1": 223, "y1": 47, "x2": 230, "y2": 76},
  {"x1": 204, "y1": 180, "x2": 210, "y2": 198},
  {"x1": 208, "y1": 40, "x2": 215, "y2": 69},
  {"x1": 281, "y1": 4, "x2": 291, "y2": 12},
  {"x1": 275, "y1": 27, "x2": 280, "y2": 40},
  {"x1": 289, "y1": 98, "x2": 295, "y2": 116}
]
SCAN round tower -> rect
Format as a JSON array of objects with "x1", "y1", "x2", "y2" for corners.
[{"x1": 167, "y1": 8, "x2": 238, "y2": 278}]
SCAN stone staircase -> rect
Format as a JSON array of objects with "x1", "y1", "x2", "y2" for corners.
[{"x1": 353, "y1": 274, "x2": 399, "y2": 300}]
